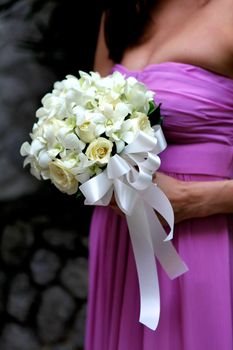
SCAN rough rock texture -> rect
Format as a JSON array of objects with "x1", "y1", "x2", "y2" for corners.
[
  {"x1": 7, "y1": 273, "x2": 37, "y2": 322},
  {"x1": 30, "y1": 249, "x2": 61, "y2": 285},
  {"x1": 0, "y1": 0, "x2": 55, "y2": 200},
  {"x1": 0, "y1": 1, "x2": 94, "y2": 349},
  {"x1": 0, "y1": 324, "x2": 40, "y2": 350},
  {"x1": 61, "y1": 258, "x2": 88, "y2": 299},
  {"x1": 0, "y1": 190, "x2": 93, "y2": 349},
  {"x1": 37, "y1": 286, "x2": 76, "y2": 343}
]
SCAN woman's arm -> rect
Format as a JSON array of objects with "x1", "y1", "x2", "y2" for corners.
[
  {"x1": 94, "y1": 13, "x2": 114, "y2": 76},
  {"x1": 154, "y1": 172, "x2": 233, "y2": 223},
  {"x1": 110, "y1": 172, "x2": 233, "y2": 222}
]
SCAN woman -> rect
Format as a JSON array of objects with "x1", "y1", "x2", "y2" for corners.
[{"x1": 85, "y1": 1, "x2": 233, "y2": 349}]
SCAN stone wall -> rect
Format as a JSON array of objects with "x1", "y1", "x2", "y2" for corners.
[
  {"x1": 0, "y1": 1, "x2": 94, "y2": 349},
  {"x1": 0, "y1": 187, "x2": 93, "y2": 350}
]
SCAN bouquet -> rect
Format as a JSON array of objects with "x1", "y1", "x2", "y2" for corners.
[
  {"x1": 20, "y1": 71, "x2": 161, "y2": 195},
  {"x1": 20, "y1": 70, "x2": 188, "y2": 330}
]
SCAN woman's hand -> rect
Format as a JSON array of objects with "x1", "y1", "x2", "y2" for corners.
[
  {"x1": 109, "y1": 171, "x2": 233, "y2": 222},
  {"x1": 154, "y1": 172, "x2": 233, "y2": 223},
  {"x1": 109, "y1": 172, "x2": 193, "y2": 221},
  {"x1": 153, "y1": 172, "x2": 194, "y2": 224}
]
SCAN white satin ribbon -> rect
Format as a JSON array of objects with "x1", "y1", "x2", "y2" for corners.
[{"x1": 80, "y1": 126, "x2": 188, "y2": 330}]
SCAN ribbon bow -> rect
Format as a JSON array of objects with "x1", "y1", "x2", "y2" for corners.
[{"x1": 80, "y1": 126, "x2": 188, "y2": 330}]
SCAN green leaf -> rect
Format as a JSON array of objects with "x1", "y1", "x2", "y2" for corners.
[
  {"x1": 148, "y1": 100, "x2": 156, "y2": 115},
  {"x1": 76, "y1": 190, "x2": 84, "y2": 200},
  {"x1": 149, "y1": 103, "x2": 164, "y2": 126}
]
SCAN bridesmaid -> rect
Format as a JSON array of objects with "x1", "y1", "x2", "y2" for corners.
[{"x1": 85, "y1": 1, "x2": 233, "y2": 349}]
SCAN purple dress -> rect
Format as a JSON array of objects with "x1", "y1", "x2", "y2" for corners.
[{"x1": 85, "y1": 62, "x2": 233, "y2": 350}]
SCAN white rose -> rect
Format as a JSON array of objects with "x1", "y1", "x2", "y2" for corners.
[
  {"x1": 86, "y1": 137, "x2": 113, "y2": 165},
  {"x1": 76, "y1": 121, "x2": 96, "y2": 143},
  {"x1": 49, "y1": 160, "x2": 78, "y2": 195}
]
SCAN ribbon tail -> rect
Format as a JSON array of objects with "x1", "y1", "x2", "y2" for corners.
[
  {"x1": 126, "y1": 200, "x2": 160, "y2": 331},
  {"x1": 143, "y1": 184, "x2": 174, "y2": 241},
  {"x1": 144, "y1": 203, "x2": 188, "y2": 279}
]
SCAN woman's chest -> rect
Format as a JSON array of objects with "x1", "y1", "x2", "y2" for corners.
[{"x1": 121, "y1": 2, "x2": 233, "y2": 78}]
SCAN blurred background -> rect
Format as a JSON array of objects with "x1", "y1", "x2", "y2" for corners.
[{"x1": 0, "y1": 0, "x2": 103, "y2": 348}]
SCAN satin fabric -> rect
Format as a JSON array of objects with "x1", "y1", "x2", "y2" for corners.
[{"x1": 85, "y1": 62, "x2": 233, "y2": 350}]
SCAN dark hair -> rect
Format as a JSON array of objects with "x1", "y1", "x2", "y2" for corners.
[{"x1": 103, "y1": 0, "x2": 155, "y2": 62}]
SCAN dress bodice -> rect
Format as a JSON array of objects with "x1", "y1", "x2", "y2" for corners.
[{"x1": 112, "y1": 62, "x2": 233, "y2": 178}]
